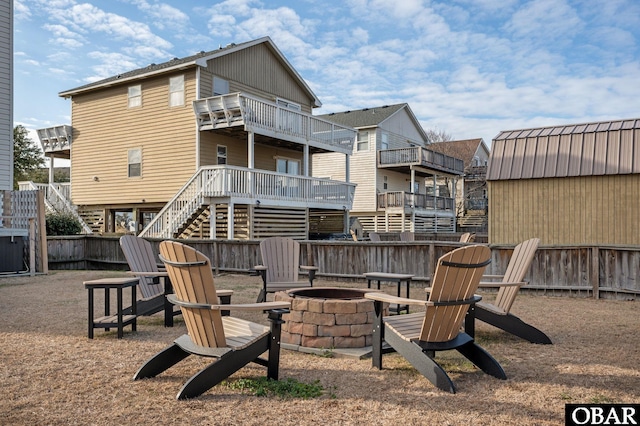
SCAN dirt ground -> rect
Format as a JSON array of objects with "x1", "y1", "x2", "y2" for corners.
[{"x1": 0, "y1": 270, "x2": 638, "y2": 425}]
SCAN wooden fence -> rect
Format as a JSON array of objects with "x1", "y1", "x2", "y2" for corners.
[{"x1": 45, "y1": 236, "x2": 640, "y2": 300}]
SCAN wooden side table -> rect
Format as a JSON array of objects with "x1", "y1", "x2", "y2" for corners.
[
  {"x1": 364, "y1": 272, "x2": 414, "y2": 314},
  {"x1": 85, "y1": 277, "x2": 139, "y2": 339}
]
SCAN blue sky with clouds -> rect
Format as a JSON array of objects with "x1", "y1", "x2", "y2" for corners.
[{"x1": 13, "y1": 0, "x2": 640, "y2": 149}]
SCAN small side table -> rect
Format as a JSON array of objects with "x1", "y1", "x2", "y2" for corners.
[
  {"x1": 364, "y1": 272, "x2": 414, "y2": 314},
  {"x1": 85, "y1": 277, "x2": 139, "y2": 339}
]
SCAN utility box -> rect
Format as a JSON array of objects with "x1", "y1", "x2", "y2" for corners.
[{"x1": 0, "y1": 236, "x2": 26, "y2": 273}]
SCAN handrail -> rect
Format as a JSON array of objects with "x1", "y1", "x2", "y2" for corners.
[
  {"x1": 193, "y1": 93, "x2": 356, "y2": 154},
  {"x1": 378, "y1": 147, "x2": 464, "y2": 174},
  {"x1": 377, "y1": 191, "x2": 455, "y2": 211},
  {"x1": 139, "y1": 165, "x2": 357, "y2": 239}
]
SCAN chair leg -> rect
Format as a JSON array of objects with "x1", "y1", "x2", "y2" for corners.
[
  {"x1": 475, "y1": 308, "x2": 552, "y2": 344},
  {"x1": 266, "y1": 309, "x2": 286, "y2": 380},
  {"x1": 177, "y1": 335, "x2": 270, "y2": 400},
  {"x1": 371, "y1": 301, "x2": 385, "y2": 370},
  {"x1": 256, "y1": 289, "x2": 267, "y2": 303},
  {"x1": 133, "y1": 342, "x2": 190, "y2": 380},
  {"x1": 456, "y1": 340, "x2": 507, "y2": 380},
  {"x1": 383, "y1": 324, "x2": 456, "y2": 393}
]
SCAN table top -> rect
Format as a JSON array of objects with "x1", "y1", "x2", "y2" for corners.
[
  {"x1": 363, "y1": 272, "x2": 414, "y2": 280},
  {"x1": 84, "y1": 277, "x2": 139, "y2": 288}
]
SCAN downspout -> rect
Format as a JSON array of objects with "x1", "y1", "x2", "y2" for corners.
[{"x1": 195, "y1": 66, "x2": 201, "y2": 170}]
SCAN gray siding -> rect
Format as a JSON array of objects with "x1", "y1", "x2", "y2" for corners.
[{"x1": 0, "y1": 1, "x2": 12, "y2": 190}]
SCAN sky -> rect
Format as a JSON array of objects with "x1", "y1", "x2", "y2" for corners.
[{"x1": 13, "y1": 0, "x2": 640, "y2": 156}]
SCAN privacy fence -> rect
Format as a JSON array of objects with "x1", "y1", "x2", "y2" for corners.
[{"x1": 46, "y1": 236, "x2": 640, "y2": 300}]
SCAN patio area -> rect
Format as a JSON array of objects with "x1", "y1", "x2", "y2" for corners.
[{"x1": 0, "y1": 270, "x2": 638, "y2": 425}]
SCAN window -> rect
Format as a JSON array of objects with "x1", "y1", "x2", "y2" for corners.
[
  {"x1": 380, "y1": 132, "x2": 388, "y2": 150},
  {"x1": 276, "y1": 157, "x2": 300, "y2": 175},
  {"x1": 217, "y1": 145, "x2": 227, "y2": 165},
  {"x1": 357, "y1": 131, "x2": 369, "y2": 151},
  {"x1": 169, "y1": 75, "x2": 184, "y2": 107},
  {"x1": 213, "y1": 77, "x2": 229, "y2": 96},
  {"x1": 128, "y1": 148, "x2": 141, "y2": 178},
  {"x1": 411, "y1": 182, "x2": 419, "y2": 193},
  {"x1": 383, "y1": 175, "x2": 388, "y2": 190},
  {"x1": 128, "y1": 85, "x2": 141, "y2": 108}
]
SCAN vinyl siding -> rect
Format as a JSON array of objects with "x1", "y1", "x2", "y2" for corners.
[
  {"x1": 0, "y1": 1, "x2": 12, "y2": 190},
  {"x1": 488, "y1": 175, "x2": 640, "y2": 245},
  {"x1": 71, "y1": 69, "x2": 198, "y2": 205}
]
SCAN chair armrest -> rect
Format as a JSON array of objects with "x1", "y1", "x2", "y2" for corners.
[
  {"x1": 478, "y1": 281, "x2": 525, "y2": 288},
  {"x1": 126, "y1": 271, "x2": 168, "y2": 277},
  {"x1": 300, "y1": 265, "x2": 318, "y2": 271},
  {"x1": 480, "y1": 274, "x2": 504, "y2": 281},
  {"x1": 364, "y1": 292, "x2": 432, "y2": 307},
  {"x1": 168, "y1": 294, "x2": 288, "y2": 311},
  {"x1": 253, "y1": 265, "x2": 267, "y2": 271},
  {"x1": 216, "y1": 289, "x2": 234, "y2": 297}
]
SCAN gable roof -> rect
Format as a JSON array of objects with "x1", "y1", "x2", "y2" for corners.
[
  {"x1": 58, "y1": 36, "x2": 321, "y2": 107},
  {"x1": 318, "y1": 103, "x2": 428, "y2": 142},
  {"x1": 487, "y1": 118, "x2": 640, "y2": 180},
  {"x1": 429, "y1": 138, "x2": 485, "y2": 166}
]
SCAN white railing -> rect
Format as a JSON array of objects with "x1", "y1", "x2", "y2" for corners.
[
  {"x1": 17, "y1": 181, "x2": 93, "y2": 234},
  {"x1": 139, "y1": 165, "x2": 356, "y2": 239},
  {"x1": 36, "y1": 125, "x2": 72, "y2": 153},
  {"x1": 193, "y1": 93, "x2": 356, "y2": 154},
  {"x1": 379, "y1": 147, "x2": 465, "y2": 174}
]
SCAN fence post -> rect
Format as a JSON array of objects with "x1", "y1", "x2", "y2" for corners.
[{"x1": 591, "y1": 246, "x2": 599, "y2": 299}]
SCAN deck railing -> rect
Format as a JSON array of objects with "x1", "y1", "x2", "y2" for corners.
[
  {"x1": 193, "y1": 93, "x2": 356, "y2": 154},
  {"x1": 140, "y1": 165, "x2": 356, "y2": 239},
  {"x1": 378, "y1": 147, "x2": 464, "y2": 174},
  {"x1": 377, "y1": 191, "x2": 455, "y2": 211}
]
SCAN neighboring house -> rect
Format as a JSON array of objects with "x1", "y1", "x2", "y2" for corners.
[
  {"x1": 314, "y1": 104, "x2": 464, "y2": 235},
  {"x1": 36, "y1": 37, "x2": 356, "y2": 240},
  {"x1": 0, "y1": 0, "x2": 12, "y2": 191},
  {"x1": 429, "y1": 138, "x2": 490, "y2": 232},
  {"x1": 487, "y1": 118, "x2": 640, "y2": 245}
]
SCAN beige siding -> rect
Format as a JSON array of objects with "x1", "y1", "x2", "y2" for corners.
[
  {"x1": 379, "y1": 112, "x2": 426, "y2": 145},
  {"x1": 199, "y1": 132, "x2": 248, "y2": 166},
  {"x1": 71, "y1": 69, "x2": 198, "y2": 205},
  {"x1": 200, "y1": 43, "x2": 314, "y2": 113},
  {"x1": 254, "y1": 145, "x2": 303, "y2": 171},
  {"x1": 489, "y1": 175, "x2": 640, "y2": 245}
]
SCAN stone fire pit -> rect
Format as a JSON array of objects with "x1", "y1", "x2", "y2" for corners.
[{"x1": 274, "y1": 287, "x2": 378, "y2": 349}]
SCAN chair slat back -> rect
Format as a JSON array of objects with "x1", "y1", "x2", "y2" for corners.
[
  {"x1": 369, "y1": 232, "x2": 381, "y2": 242},
  {"x1": 459, "y1": 232, "x2": 477, "y2": 243},
  {"x1": 159, "y1": 241, "x2": 226, "y2": 348},
  {"x1": 421, "y1": 245, "x2": 491, "y2": 342},
  {"x1": 119, "y1": 235, "x2": 162, "y2": 299},
  {"x1": 260, "y1": 237, "x2": 300, "y2": 285},
  {"x1": 494, "y1": 238, "x2": 539, "y2": 312}
]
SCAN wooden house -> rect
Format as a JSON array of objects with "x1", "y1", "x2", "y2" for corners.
[
  {"x1": 0, "y1": 0, "x2": 11, "y2": 192},
  {"x1": 313, "y1": 104, "x2": 464, "y2": 234},
  {"x1": 429, "y1": 138, "x2": 490, "y2": 232},
  {"x1": 36, "y1": 37, "x2": 357, "y2": 240},
  {"x1": 487, "y1": 118, "x2": 640, "y2": 245}
]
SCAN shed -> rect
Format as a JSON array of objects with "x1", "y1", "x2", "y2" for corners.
[{"x1": 487, "y1": 118, "x2": 640, "y2": 245}]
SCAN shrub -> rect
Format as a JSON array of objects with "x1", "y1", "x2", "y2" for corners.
[{"x1": 46, "y1": 212, "x2": 83, "y2": 236}]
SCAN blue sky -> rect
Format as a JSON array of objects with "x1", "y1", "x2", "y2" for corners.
[{"x1": 13, "y1": 0, "x2": 640, "y2": 152}]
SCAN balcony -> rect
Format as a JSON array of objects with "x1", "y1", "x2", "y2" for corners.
[
  {"x1": 193, "y1": 93, "x2": 356, "y2": 155},
  {"x1": 36, "y1": 125, "x2": 72, "y2": 158},
  {"x1": 140, "y1": 165, "x2": 356, "y2": 239},
  {"x1": 378, "y1": 147, "x2": 464, "y2": 176},
  {"x1": 377, "y1": 191, "x2": 455, "y2": 213}
]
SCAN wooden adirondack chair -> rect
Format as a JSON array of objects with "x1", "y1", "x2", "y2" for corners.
[
  {"x1": 254, "y1": 237, "x2": 317, "y2": 303},
  {"x1": 134, "y1": 241, "x2": 290, "y2": 400},
  {"x1": 399, "y1": 231, "x2": 414, "y2": 241},
  {"x1": 365, "y1": 245, "x2": 506, "y2": 393},
  {"x1": 459, "y1": 232, "x2": 476, "y2": 243},
  {"x1": 120, "y1": 235, "x2": 231, "y2": 326},
  {"x1": 468, "y1": 238, "x2": 552, "y2": 344},
  {"x1": 368, "y1": 232, "x2": 381, "y2": 242}
]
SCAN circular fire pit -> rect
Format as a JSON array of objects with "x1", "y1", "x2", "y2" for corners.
[{"x1": 274, "y1": 287, "x2": 377, "y2": 349}]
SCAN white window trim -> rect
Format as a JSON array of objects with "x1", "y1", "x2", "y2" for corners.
[
  {"x1": 357, "y1": 131, "x2": 369, "y2": 152},
  {"x1": 217, "y1": 144, "x2": 227, "y2": 165},
  {"x1": 213, "y1": 76, "x2": 229, "y2": 96},
  {"x1": 169, "y1": 75, "x2": 185, "y2": 107},
  {"x1": 128, "y1": 85, "x2": 141, "y2": 108},
  {"x1": 275, "y1": 156, "x2": 301, "y2": 175}
]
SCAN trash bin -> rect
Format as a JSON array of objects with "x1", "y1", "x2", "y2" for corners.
[{"x1": 0, "y1": 236, "x2": 25, "y2": 273}]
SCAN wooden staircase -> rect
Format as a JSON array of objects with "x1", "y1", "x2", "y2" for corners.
[
  {"x1": 457, "y1": 210, "x2": 487, "y2": 230},
  {"x1": 175, "y1": 205, "x2": 211, "y2": 239}
]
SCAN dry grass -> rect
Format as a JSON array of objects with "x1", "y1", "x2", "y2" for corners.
[{"x1": 0, "y1": 270, "x2": 638, "y2": 425}]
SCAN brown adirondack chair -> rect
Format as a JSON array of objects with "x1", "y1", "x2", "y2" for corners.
[
  {"x1": 459, "y1": 232, "x2": 476, "y2": 243},
  {"x1": 399, "y1": 231, "x2": 414, "y2": 241},
  {"x1": 134, "y1": 241, "x2": 290, "y2": 400},
  {"x1": 254, "y1": 237, "x2": 317, "y2": 303},
  {"x1": 120, "y1": 235, "x2": 231, "y2": 326},
  {"x1": 469, "y1": 237, "x2": 552, "y2": 344},
  {"x1": 365, "y1": 245, "x2": 506, "y2": 393}
]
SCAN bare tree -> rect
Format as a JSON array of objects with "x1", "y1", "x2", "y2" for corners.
[{"x1": 425, "y1": 128, "x2": 453, "y2": 144}]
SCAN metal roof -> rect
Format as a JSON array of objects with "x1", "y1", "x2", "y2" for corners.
[{"x1": 488, "y1": 118, "x2": 640, "y2": 180}]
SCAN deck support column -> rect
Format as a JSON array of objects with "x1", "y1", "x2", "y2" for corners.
[
  {"x1": 303, "y1": 144, "x2": 309, "y2": 176},
  {"x1": 227, "y1": 202, "x2": 234, "y2": 239}
]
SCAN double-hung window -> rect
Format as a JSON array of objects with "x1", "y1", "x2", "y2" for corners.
[
  {"x1": 128, "y1": 148, "x2": 142, "y2": 178},
  {"x1": 357, "y1": 131, "x2": 369, "y2": 151},
  {"x1": 169, "y1": 75, "x2": 184, "y2": 107},
  {"x1": 217, "y1": 145, "x2": 227, "y2": 165},
  {"x1": 128, "y1": 85, "x2": 141, "y2": 108},
  {"x1": 213, "y1": 77, "x2": 229, "y2": 96}
]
